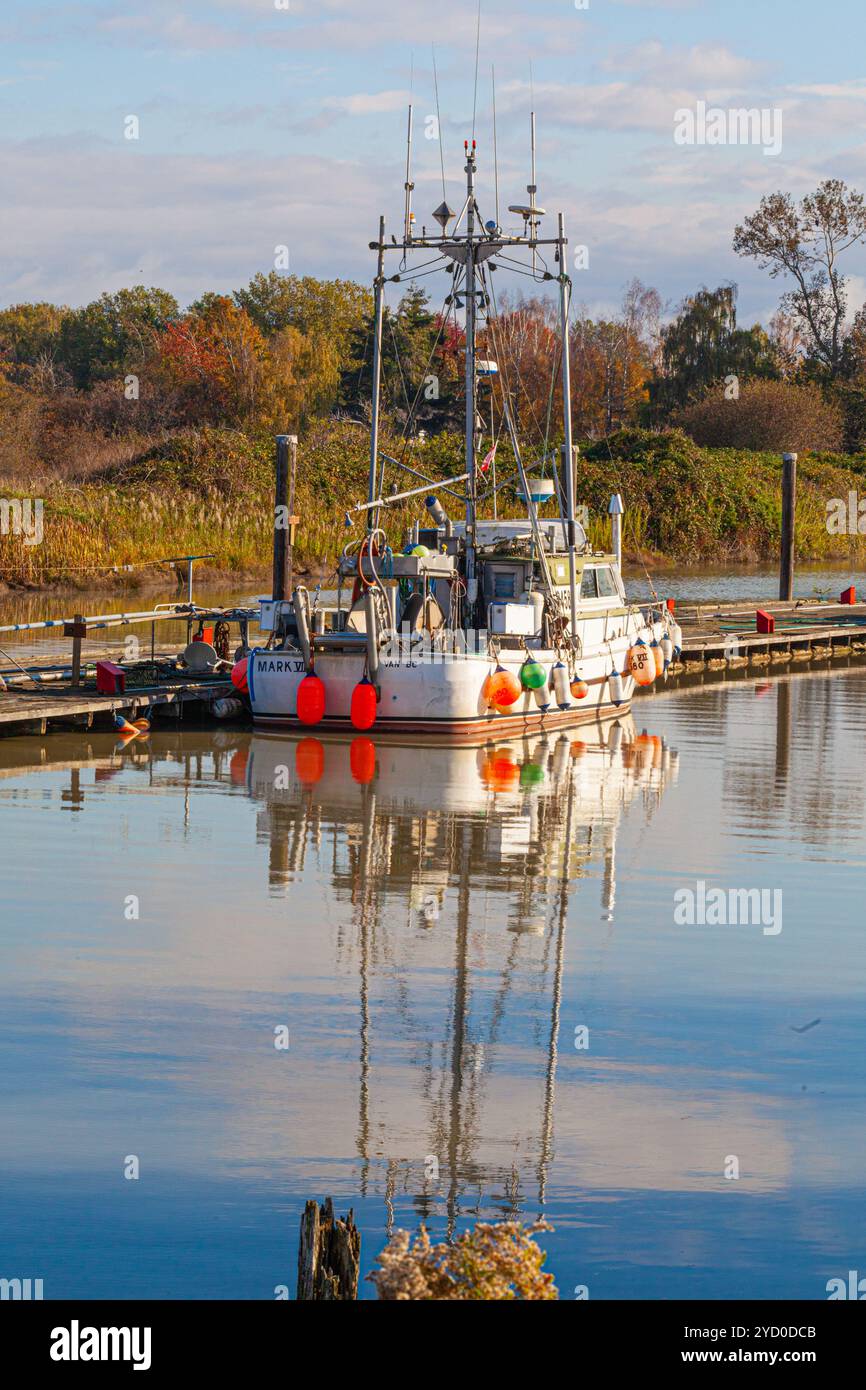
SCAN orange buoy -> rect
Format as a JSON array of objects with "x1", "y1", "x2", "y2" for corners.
[
  {"x1": 485, "y1": 666, "x2": 522, "y2": 709},
  {"x1": 295, "y1": 737, "x2": 324, "y2": 784},
  {"x1": 650, "y1": 639, "x2": 665, "y2": 679},
  {"x1": 229, "y1": 748, "x2": 249, "y2": 785},
  {"x1": 350, "y1": 736, "x2": 376, "y2": 784},
  {"x1": 487, "y1": 750, "x2": 520, "y2": 791},
  {"x1": 350, "y1": 677, "x2": 377, "y2": 731},
  {"x1": 231, "y1": 658, "x2": 249, "y2": 694},
  {"x1": 570, "y1": 678, "x2": 589, "y2": 699},
  {"x1": 627, "y1": 642, "x2": 655, "y2": 687},
  {"x1": 296, "y1": 672, "x2": 325, "y2": 725}
]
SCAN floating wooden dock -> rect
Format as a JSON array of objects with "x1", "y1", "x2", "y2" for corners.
[
  {"x1": 672, "y1": 598, "x2": 866, "y2": 671},
  {"x1": 0, "y1": 600, "x2": 257, "y2": 736},
  {"x1": 0, "y1": 672, "x2": 234, "y2": 736}
]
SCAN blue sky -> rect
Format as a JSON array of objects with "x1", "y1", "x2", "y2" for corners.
[{"x1": 2, "y1": 0, "x2": 865, "y2": 325}]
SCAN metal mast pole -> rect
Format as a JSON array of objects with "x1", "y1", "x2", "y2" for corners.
[
  {"x1": 368, "y1": 215, "x2": 386, "y2": 533},
  {"x1": 463, "y1": 144, "x2": 478, "y2": 621},
  {"x1": 558, "y1": 212, "x2": 578, "y2": 638},
  {"x1": 403, "y1": 106, "x2": 415, "y2": 241}
]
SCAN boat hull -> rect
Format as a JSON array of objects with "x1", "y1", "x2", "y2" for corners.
[{"x1": 249, "y1": 621, "x2": 664, "y2": 738}]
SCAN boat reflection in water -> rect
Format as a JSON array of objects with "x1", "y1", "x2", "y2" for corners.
[{"x1": 244, "y1": 717, "x2": 678, "y2": 1234}]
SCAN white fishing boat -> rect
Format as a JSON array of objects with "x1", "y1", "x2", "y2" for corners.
[{"x1": 249, "y1": 117, "x2": 681, "y2": 738}]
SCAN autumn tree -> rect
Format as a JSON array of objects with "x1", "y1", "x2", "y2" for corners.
[
  {"x1": 733, "y1": 180, "x2": 866, "y2": 378},
  {"x1": 233, "y1": 271, "x2": 371, "y2": 416},
  {"x1": 0, "y1": 302, "x2": 66, "y2": 375},
  {"x1": 571, "y1": 283, "x2": 660, "y2": 436},
  {"x1": 154, "y1": 296, "x2": 326, "y2": 431},
  {"x1": 57, "y1": 286, "x2": 179, "y2": 388}
]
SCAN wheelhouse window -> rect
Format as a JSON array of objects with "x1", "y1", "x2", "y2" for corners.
[
  {"x1": 580, "y1": 568, "x2": 598, "y2": 599},
  {"x1": 596, "y1": 566, "x2": 619, "y2": 598}
]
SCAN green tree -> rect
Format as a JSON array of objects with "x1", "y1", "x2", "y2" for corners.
[
  {"x1": 647, "y1": 285, "x2": 778, "y2": 418},
  {"x1": 234, "y1": 272, "x2": 370, "y2": 342},
  {"x1": 57, "y1": 286, "x2": 179, "y2": 388},
  {"x1": 233, "y1": 272, "x2": 371, "y2": 417},
  {"x1": 342, "y1": 284, "x2": 451, "y2": 429}
]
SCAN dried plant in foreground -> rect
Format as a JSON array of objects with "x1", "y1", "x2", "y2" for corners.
[{"x1": 368, "y1": 1220, "x2": 557, "y2": 1301}]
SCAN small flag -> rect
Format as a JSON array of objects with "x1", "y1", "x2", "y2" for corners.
[{"x1": 480, "y1": 445, "x2": 496, "y2": 474}]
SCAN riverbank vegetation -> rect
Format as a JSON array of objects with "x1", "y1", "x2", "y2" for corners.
[{"x1": 3, "y1": 178, "x2": 866, "y2": 589}]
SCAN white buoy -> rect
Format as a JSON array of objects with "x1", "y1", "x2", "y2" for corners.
[
  {"x1": 551, "y1": 661, "x2": 571, "y2": 709},
  {"x1": 533, "y1": 678, "x2": 552, "y2": 711},
  {"x1": 609, "y1": 669, "x2": 625, "y2": 707}
]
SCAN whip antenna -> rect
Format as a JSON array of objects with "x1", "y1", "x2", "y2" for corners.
[
  {"x1": 492, "y1": 64, "x2": 500, "y2": 227},
  {"x1": 472, "y1": 0, "x2": 482, "y2": 142}
]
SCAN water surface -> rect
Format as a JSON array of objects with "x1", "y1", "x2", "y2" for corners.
[{"x1": 1, "y1": 661, "x2": 864, "y2": 1299}]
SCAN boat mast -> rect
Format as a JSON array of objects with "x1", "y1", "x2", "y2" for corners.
[
  {"x1": 463, "y1": 142, "x2": 478, "y2": 622},
  {"x1": 367, "y1": 215, "x2": 386, "y2": 534},
  {"x1": 557, "y1": 212, "x2": 579, "y2": 638},
  {"x1": 403, "y1": 106, "x2": 415, "y2": 242}
]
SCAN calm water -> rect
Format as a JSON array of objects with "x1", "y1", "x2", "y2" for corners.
[{"x1": 1, "y1": 661, "x2": 865, "y2": 1299}]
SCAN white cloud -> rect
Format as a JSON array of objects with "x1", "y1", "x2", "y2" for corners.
[
  {"x1": 602, "y1": 40, "x2": 763, "y2": 87},
  {"x1": 0, "y1": 136, "x2": 384, "y2": 307},
  {"x1": 323, "y1": 89, "x2": 412, "y2": 117}
]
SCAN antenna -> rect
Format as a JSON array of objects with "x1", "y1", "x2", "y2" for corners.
[
  {"x1": 529, "y1": 109, "x2": 538, "y2": 272},
  {"x1": 492, "y1": 64, "x2": 500, "y2": 229},
  {"x1": 471, "y1": 0, "x2": 482, "y2": 141},
  {"x1": 403, "y1": 104, "x2": 415, "y2": 242}
]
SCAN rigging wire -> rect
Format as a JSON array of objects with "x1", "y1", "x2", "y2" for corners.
[
  {"x1": 432, "y1": 45, "x2": 447, "y2": 202},
  {"x1": 387, "y1": 311, "x2": 412, "y2": 422}
]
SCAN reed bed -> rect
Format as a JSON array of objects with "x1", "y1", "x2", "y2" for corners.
[{"x1": 2, "y1": 424, "x2": 866, "y2": 589}]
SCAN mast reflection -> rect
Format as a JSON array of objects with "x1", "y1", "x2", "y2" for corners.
[{"x1": 246, "y1": 718, "x2": 679, "y2": 1232}]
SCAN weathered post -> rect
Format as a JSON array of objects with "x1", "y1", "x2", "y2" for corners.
[
  {"x1": 296, "y1": 1197, "x2": 360, "y2": 1301},
  {"x1": 65, "y1": 613, "x2": 86, "y2": 690},
  {"x1": 273, "y1": 434, "x2": 299, "y2": 602},
  {"x1": 779, "y1": 452, "x2": 797, "y2": 602},
  {"x1": 286, "y1": 434, "x2": 297, "y2": 600}
]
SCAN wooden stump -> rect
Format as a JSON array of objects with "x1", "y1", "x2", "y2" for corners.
[{"x1": 297, "y1": 1198, "x2": 360, "y2": 1300}]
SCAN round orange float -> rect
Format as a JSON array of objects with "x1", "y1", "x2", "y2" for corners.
[
  {"x1": 483, "y1": 666, "x2": 522, "y2": 709},
  {"x1": 350, "y1": 678, "x2": 377, "y2": 731},
  {"x1": 350, "y1": 736, "x2": 377, "y2": 784},
  {"x1": 295, "y1": 737, "x2": 325, "y2": 784},
  {"x1": 296, "y1": 673, "x2": 325, "y2": 725},
  {"x1": 627, "y1": 643, "x2": 654, "y2": 687}
]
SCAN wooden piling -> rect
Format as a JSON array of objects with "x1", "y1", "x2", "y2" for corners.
[
  {"x1": 65, "y1": 614, "x2": 86, "y2": 690},
  {"x1": 296, "y1": 1197, "x2": 360, "y2": 1301},
  {"x1": 779, "y1": 452, "x2": 797, "y2": 601},
  {"x1": 273, "y1": 434, "x2": 299, "y2": 603}
]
